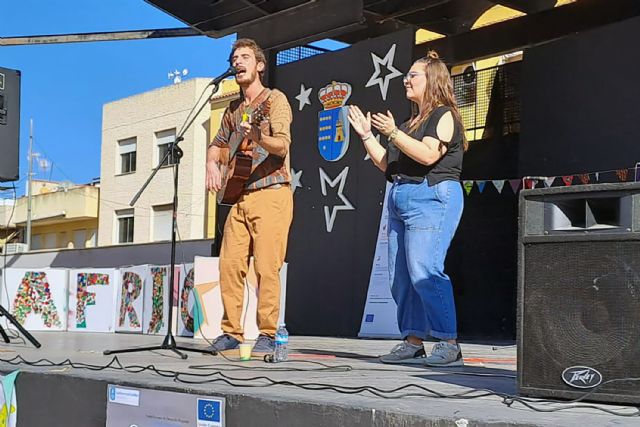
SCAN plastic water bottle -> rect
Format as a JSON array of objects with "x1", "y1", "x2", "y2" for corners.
[{"x1": 274, "y1": 323, "x2": 289, "y2": 362}]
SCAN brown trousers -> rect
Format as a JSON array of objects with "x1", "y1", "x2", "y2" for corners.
[{"x1": 219, "y1": 185, "x2": 293, "y2": 340}]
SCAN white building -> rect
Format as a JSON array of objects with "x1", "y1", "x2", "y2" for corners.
[{"x1": 98, "y1": 78, "x2": 216, "y2": 246}]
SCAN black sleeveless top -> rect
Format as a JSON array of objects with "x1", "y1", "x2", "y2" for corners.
[{"x1": 385, "y1": 106, "x2": 463, "y2": 186}]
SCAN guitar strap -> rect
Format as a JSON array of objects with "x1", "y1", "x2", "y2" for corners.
[{"x1": 229, "y1": 88, "x2": 272, "y2": 159}]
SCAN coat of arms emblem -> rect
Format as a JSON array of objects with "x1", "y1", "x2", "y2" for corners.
[{"x1": 317, "y1": 81, "x2": 352, "y2": 162}]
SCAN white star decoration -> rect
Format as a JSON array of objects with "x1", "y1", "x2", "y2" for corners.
[
  {"x1": 290, "y1": 168, "x2": 303, "y2": 194},
  {"x1": 365, "y1": 44, "x2": 403, "y2": 101},
  {"x1": 319, "y1": 166, "x2": 355, "y2": 233},
  {"x1": 294, "y1": 83, "x2": 312, "y2": 111},
  {"x1": 364, "y1": 134, "x2": 381, "y2": 161}
]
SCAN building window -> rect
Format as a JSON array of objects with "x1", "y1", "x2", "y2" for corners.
[
  {"x1": 152, "y1": 204, "x2": 173, "y2": 242},
  {"x1": 87, "y1": 229, "x2": 97, "y2": 247},
  {"x1": 118, "y1": 138, "x2": 137, "y2": 174},
  {"x1": 31, "y1": 234, "x2": 42, "y2": 250},
  {"x1": 73, "y1": 229, "x2": 87, "y2": 249},
  {"x1": 44, "y1": 233, "x2": 57, "y2": 249},
  {"x1": 156, "y1": 129, "x2": 177, "y2": 167},
  {"x1": 116, "y1": 209, "x2": 134, "y2": 244},
  {"x1": 59, "y1": 231, "x2": 70, "y2": 249}
]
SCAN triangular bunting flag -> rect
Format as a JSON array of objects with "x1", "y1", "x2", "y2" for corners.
[
  {"x1": 578, "y1": 174, "x2": 590, "y2": 185},
  {"x1": 616, "y1": 169, "x2": 629, "y2": 182},
  {"x1": 492, "y1": 180, "x2": 505, "y2": 194},
  {"x1": 463, "y1": 180, "x2": 474, "y2": 196},
  {"x1": 636, "y1": 167, "x2": 640, "y2": 182},
  {"x1": 562, "y1": 175, "x2": 574, "y2": 186},
  {"x1": 544, "y1": 177, "x2": 555, "y2": 188},
  {"x1": 523, "y1": 178, "x2": 535, "y2": 190},
  {"x1": 476, "y1": 180, "x2": 486, "y2": 193},
  {"x1": 509, "y1": 179, "x2": 521, "y2": 193}
]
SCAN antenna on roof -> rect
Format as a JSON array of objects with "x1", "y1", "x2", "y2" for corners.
[{"x1": 168, "y1": 68, "x2": 189, "y2": 84}]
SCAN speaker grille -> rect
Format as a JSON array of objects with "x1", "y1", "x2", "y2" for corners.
[{"x1": 521, "y1": 241, "x2": 640, "y2": 399}]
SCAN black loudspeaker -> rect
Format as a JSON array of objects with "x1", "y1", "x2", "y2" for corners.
[
  {"x1": 518, "y1": 183, "x2": 640, "y2": 405},
  {"x1": 0, "y1": 66, "x2": 20, "y2": 182}
]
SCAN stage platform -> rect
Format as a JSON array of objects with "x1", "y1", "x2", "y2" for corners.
[{"x1": 0, "y1": 333, "x2": 637, "y2": 426}]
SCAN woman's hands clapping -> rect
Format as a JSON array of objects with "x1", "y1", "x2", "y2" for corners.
[
  {"x1": 348, "y1": 106, "x2": 397, "y2": 140},
  {"x1": 371, "y1": 111, "x2": 396, "y2": 137},
  {"x1": 347, "y1": 106, "x2": 390, "y2": 172},
  {"x1": 347, "y1": 105, "x2": 372, "y2": 139}
]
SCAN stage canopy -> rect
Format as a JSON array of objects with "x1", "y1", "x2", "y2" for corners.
[{"x1": 144, "y1": 0, "x2": 640, "y2": 63}]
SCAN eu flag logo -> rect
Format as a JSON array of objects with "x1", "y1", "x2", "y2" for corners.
[{"x1": 197, "y1": 398, "x2": 222, "y2": 426}]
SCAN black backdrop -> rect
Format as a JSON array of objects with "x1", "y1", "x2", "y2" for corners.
[
  {"x1": 217, "y1": 17, "x2": 640, "y2": 340},
  {"x1": 453, "y1": 16, "x2": 640, "y2": 340},
  {"x1": 274, "y1": 30, "x2": 413, "y2": 337},
  {"x1": 453, "y1": 131, "x2": 520, "y2": 340},
  {"x1": 520, "y1": 16, "x2": 640, "y2": 176},
  {"x1": 457, "y1": 15, "x2": 640, "y2": 341}
]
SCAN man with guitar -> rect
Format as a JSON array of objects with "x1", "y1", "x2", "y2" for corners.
[{"x1": 205, "y1": 38, "x2": 294, "y2": 355}]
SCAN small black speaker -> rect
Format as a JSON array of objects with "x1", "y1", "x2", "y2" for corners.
[
  {"x1": 0, "y1": 66, "x2": 20, "y2": 182},
  {"x1": 518, "y1": 183, "x2": 640, "y2": 405}
]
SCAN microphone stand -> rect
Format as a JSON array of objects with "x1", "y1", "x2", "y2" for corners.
[
  {"x1": 104, "y1": 78, "x2": 225, "y2": 359},
  {"x1": 0, "y1": 304, "x2": 41, "y2": 348},
  {"x1": 0, "y1": 185, "x2": 41, "y2": 348}
]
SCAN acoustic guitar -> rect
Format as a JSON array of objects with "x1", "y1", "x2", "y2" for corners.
[{"x1": 217, "y1": 98, "x2": 271, "y2": 205}]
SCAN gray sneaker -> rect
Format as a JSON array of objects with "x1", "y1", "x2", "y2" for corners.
[
  {"x1": 379, "y1": 341, "x2": 426, "y2": 364},
  {"x1": 424, "y1": 342, "x2": 464, "y2": 367},
  {"x1": 252, "y1": 334, "x2": 275, "y2": 354},
  {"x1": 210, "y1": 334, "x2": 240, "y2": 352}
]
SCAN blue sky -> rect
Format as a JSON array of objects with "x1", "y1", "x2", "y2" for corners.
[
  {"x1": 2, "y1": 0, "x2": 239, "y2": 195},
  {"x1": 1, "y1": 1, "x2": 346, "y2": 197}
]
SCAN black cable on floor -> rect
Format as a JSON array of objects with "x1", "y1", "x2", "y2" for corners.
[{"x1": 0, "y1": 353, "x2": 637, "y2": 417}]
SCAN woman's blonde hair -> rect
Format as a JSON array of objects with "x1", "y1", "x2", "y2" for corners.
[{"x1": 408, "y1": 50, "x2": 468, "y2": 151}]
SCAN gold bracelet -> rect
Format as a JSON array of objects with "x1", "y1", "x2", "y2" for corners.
[{"x1": 388, "y1": 127, "x2": 399, "y2": 143}]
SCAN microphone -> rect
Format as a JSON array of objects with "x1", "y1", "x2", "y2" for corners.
[{"x1": 209, "y1": 66, "x2": 237, "y2": 86}]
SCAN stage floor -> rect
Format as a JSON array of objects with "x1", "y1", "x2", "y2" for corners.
[{"x1": 0, "y1": 333, "x2": 637, "y2": 426}]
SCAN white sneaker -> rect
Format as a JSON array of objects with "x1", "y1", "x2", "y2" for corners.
[{"x1": 424, "y1": 341, "x2": 464, "y2": 367}]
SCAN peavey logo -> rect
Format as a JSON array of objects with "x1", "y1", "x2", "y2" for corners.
[{"x1": 561, "y1": 366, "x2": 603, "y2": 389}]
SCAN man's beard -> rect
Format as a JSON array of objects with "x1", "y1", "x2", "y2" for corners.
[{"x1": 237, "y1": 68, "x2": 258, "y2": 85}]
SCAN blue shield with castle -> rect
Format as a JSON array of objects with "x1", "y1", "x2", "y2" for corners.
[{"x1": 318, "y1": 81, "x2": 352, "y2": 162}]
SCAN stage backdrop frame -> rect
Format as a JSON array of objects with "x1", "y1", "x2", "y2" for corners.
[{"x1": 272, "y1": 29, "x2": 413, "y2": 337}]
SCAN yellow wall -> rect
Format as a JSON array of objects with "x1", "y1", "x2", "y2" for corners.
[
  {"x1": 31, "y1": 218, "x2": 98, "y2": 250},
  {"x1": 0, "y1": 202, "x2": 17, "y2": 249},
  {"x1": 14, "y1": 185, "x2": 99, "y2": 225},
  {"x1": 9, "y1": 185, "x2": 99, "y2": 251},
  {"x1": 30, "y1": 180, "x2": 66, "y2": 195},
  {"x1": 415, "y1": 29, "x2": 445, "y2": 45}
]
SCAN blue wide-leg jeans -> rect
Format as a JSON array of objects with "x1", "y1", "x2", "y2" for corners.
[{"x1": 388, "y1": 178, "x2": 464, "y2": 340}]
